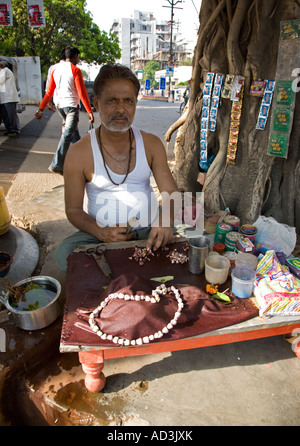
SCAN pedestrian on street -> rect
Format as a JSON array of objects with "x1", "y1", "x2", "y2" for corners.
[
  {"x1": 35, "y1": 46, "x2": 94, "y2": 175},
  {"x1": 183, "y1": 81, "x2": 190, "y2": 106},
  {"x1": 0, "y1": 61, "x2": 20, "y2": 136},
  {"x1": 55, "y1": 63, "x2": 185, "y2": 272},
  {"x1": 45, "y1": 47, "x2": 67, "y2": 112}
]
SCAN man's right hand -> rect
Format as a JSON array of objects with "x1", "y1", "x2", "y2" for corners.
[
  {"x1": 35, "y1": 110, "x2": 43, "y2": 120},
  {"x1": 98, "y1": 225, "x2": 133, "y2": 243}
]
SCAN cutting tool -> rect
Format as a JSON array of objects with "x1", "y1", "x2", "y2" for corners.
[{"x1": 85, "y1": 245, "x2": 113, "y2": 280}]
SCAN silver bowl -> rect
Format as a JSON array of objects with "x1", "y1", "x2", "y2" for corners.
[{"x1": 0, "y1": 276, "x2": 61, "y2": 330}]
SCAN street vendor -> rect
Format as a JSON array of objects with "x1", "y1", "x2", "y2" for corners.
[{"x1": 55, "y1": 63, "x2": 184, "y2": 272}]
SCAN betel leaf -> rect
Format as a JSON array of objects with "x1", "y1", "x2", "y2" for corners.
[
  {"x1": 23, "y1": 301, "x2": 40, "y2": 311},
  {"x1": 150, "y1": 276, "x2": 174, "y2": 283},
  {"x1": 212, "y1": 292, "x2": 231, "y2": 302}
]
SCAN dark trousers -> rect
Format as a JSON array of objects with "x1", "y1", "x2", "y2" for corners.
[{"x1": 0, "y1": 102, "x2": 20, "y2": 133}]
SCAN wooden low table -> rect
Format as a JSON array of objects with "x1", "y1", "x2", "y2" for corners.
[{"x1": 59, "y1": 240, "x2": 300, "y2": 392}]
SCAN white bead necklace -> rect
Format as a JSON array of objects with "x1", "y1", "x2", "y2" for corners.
[{"x1": 88, "y1": 284, "x2": 184, "y2": 346}]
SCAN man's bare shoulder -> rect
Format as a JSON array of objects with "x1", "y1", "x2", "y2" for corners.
[
  {"x1": 67, "y1": 133, "x2": 91, "y2": 157},
  {"x1": 139, "y1": 129, "x2": 164, "y2": 149},
  {"x1": 64, "y1": 133, "x2": 92, "y2": 172}
]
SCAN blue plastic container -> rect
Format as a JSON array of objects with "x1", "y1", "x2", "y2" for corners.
[{"x1": 231, "y1": 266, "x2": 256, "y2": 298}]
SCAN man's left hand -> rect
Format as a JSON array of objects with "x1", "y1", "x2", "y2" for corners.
[
  {"x1": 88, "y1": 113, "x2": 94, "y2": 124},
  {"x1": 146, "y1": 226, "x2": 173, "y2": 252}
]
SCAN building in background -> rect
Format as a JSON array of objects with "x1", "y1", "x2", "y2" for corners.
[
  {"x1": 155, "y1": 65, "x2": 192, "y2": 96},
  {"x1": 110, "y1": 10, "x2": 192, "y2": 73}
]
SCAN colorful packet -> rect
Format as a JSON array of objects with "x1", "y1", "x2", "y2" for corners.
[
  {"x1": 256, "y1": 79, "x2": 275, "y2": 130},
  {"x1": 200, "y1": 72, "x2": 215, "y2": 162}
]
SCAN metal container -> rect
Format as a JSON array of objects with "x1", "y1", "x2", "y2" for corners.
[
  {"x1": 0, "y1": 251, "x2": 13, "y2": 278},
  {"x1": 214, "y1": 223, "x2": 233, "y2": 244},
  {"x1": 0, "y1": 276, "x2": 61, "y2": 330},
  {"x1": 188, "y1": 236, "x2": 211, "y2": 274}
]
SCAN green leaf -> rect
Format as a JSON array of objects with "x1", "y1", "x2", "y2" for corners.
[
  {"x1": 23, "y1": 301, "x2": 40, "y2": 311},
  {"x1": 150, "y1": 276, "x2": 174, "y2": 283},
  {"x1": 212, "y1": 292, "x2": 231, "y2": 302}
]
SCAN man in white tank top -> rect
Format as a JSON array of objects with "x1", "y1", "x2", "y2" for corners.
[{"x1": 55, "y1": 64, "x2": 182, "y2": 272}]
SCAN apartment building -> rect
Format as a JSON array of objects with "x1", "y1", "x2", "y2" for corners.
[{"x1": 110, "y1": 10, "x2": 192, "y2": 73}]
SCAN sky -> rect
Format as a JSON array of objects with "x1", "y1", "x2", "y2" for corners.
[{"x1": 85, "y1": 0, "x2": 201, "y2": 46}]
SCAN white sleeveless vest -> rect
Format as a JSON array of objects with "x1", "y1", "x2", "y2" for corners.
[{"x1": 85, "y1": 126, "x2": 158, "y2": 228}]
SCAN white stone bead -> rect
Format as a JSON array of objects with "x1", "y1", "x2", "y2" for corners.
[
  {"x1": 167, "y1": 322, "x2": 173, "y2": 330},
  {"x1": 124, "y1": 339, "x2": 131, "y2": 346},
  {"x1": 143, "y1": 336, "x2": 150, "y2": 343},
  {"x1": 136, "y1": 338, "x2": 143, "y2": 345},
  {"x1": 107, "y1": 334, "x2": 113, "y2": 340},
  {"x1": 112, "y1": 336, "x2": 119, "y2": 344},
  {"x1": 162, "y1": 327, "x2": 169, "y2": 334},
  {"x1": 130, "y1": 339, "x2": 136, "y2": 345}
]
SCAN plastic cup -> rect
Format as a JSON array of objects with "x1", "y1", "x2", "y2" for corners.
[
  {"x1": 231, "y1": 267, "x2": 256, "y2": 298},
  {"x1": 188, "y1": 236, "x2": 211, "y2": 274},
  {"x1": 235, "y1": 252, "x2": 258, "y2": 271},
  {"x1": 204, "y1": 255, "x2": 230, "y2": 284}
]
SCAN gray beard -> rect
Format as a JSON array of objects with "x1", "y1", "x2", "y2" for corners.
[{"x1": 101, "y1": 113, "x2": 132, "y2": 134}]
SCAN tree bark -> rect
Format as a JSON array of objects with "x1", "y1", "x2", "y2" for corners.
[{"x1": 167, "y1": 0, "x2": 300, "y2": 232}]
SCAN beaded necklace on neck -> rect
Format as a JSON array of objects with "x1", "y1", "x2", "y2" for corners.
[{"x1": 98, "y1": 126, "x2": 133, "y2": 186}]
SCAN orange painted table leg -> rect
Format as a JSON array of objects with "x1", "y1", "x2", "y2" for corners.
[{"x1": 78, "y1": 350, "x2": 106, "y2": 393}]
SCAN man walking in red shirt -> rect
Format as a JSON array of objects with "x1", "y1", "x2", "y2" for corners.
[{"x1": 35, "y1": 47, "x2": 94, "y2": 175}]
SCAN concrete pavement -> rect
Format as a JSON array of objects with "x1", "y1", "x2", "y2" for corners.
[{"x1": 0, "y1": 103, "x2": 300, "y2": 427}]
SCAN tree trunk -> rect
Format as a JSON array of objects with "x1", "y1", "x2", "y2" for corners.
[{"x1": 167, "y1": 0, "x2": 300, "y2": 232}]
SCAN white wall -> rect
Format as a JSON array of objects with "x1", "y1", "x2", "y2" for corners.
[{"x1": 16, "y1": 56, "x2": 42, "y2": 104}]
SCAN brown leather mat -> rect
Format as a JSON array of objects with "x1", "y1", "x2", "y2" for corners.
[{"x1": 60, "y1": 243, "x2": 258, "y2": 347}]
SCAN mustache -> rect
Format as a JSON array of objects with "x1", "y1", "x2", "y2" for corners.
[{"x1": 109, "y1": 113, "x2": 130, "y2": 122}]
